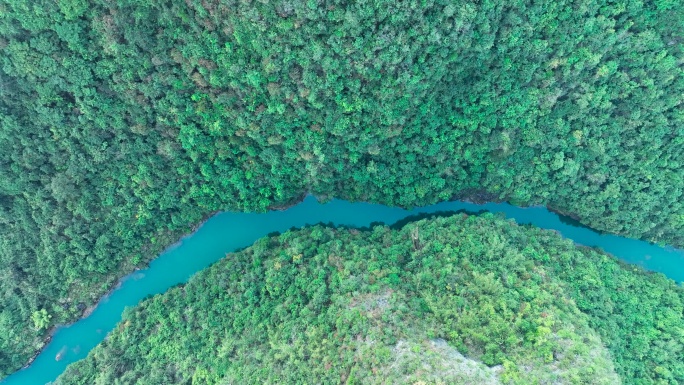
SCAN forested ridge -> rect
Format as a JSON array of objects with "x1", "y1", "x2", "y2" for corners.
[
  {"x1": 56, "y1": 215, "x2": 684, "y2": 384},
  {"x1": 1, "y1": 0, "x2": 683, "y2": 377}
]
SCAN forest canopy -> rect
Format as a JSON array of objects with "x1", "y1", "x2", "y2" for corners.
[
  {"x1": 56, "y1": 214, "x2": 684, "y2": 384},
  {"x1": 0, "y1": 0, "x2": 683, "y2": 377}
]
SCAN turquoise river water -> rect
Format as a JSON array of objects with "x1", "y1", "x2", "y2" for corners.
[{"x1": 3, "y1": 196, "x2": 683, "y2": 384}]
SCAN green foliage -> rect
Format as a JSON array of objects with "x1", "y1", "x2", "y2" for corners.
[
  {"x1": 56, "y1": 215, "x2": 683, "y2": 384},
  {"x1": 30, "y1": 309, "x2": 51, "y2": 330},
  {"x1": 1, "y1": 0, "x2": 683, "y2": 377}
]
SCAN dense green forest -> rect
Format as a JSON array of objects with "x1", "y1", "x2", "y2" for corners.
[
  {"x1": 55, "y1": 214, "x2": 683, "y2": 384},
  {"x1": 1, "y1": 0, "x2": 683, "y2": 377}
]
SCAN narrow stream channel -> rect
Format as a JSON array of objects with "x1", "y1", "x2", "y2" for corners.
[{"x1": 4, "y1": 196, "x2": 683, "y2": 384}]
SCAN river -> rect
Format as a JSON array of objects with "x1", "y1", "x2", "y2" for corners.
[{"x1": 3, "y1": 196, "x2": 683, "y2": 384}]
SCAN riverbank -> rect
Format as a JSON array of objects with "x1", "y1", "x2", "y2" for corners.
[
  {"x1": 6, "y1": 194, "x2": 684, "y2": 384},
  {"x1": 53, "y1": 214, "x2": 684, "y2": 384},
  {"x1": 4, "y1": 197, "x2": 684, "y2": 384}
]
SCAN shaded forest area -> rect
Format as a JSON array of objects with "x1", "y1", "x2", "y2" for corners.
[
  {"x1": 57, "y1": 215, "x2": 684, "y2": 384},
  {"x1": 0, "y1": 0, "x2": 683, "y2": 377}
]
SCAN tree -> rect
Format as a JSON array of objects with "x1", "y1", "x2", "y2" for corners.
[{"x1": 31, "y1": 309, "x2": 51, "y2": 331}]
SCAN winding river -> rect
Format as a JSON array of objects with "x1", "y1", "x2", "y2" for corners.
[{"x1": 4, "y1": 196, "x2": 683, "y2": 385}]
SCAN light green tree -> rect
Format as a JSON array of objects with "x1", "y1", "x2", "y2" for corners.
[{"x1": 31, "y1": 309, "x2": 51, "y2": 330}]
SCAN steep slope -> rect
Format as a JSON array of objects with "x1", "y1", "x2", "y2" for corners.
[
  {"x1": 57, "y1": 215, "x2": 683, "y2": 384},
  {"x1": 1, "y1": 0, "x2": 683, "y2": 375}
]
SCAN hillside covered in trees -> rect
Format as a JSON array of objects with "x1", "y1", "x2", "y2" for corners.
[
  {"x1": 1, "y1": 0, "x2": 683, "y2": 377},
  {"x1": 55, "y1": 215, "x2": 684, "y2": 384}
]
